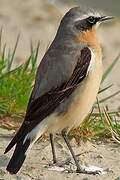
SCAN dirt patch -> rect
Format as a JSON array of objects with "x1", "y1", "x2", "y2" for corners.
[
  {"x1": 0, "y1": 116, "x2": 21, "y2": 131},
  {"x1": 0, "y1": 128, "x2": 120, "y2": 180}
]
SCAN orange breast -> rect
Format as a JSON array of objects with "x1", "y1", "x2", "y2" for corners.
[{"x1": 75, "y1": 27, "x2": 101, "y2": 58}]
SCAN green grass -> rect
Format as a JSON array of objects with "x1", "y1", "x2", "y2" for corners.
[
  {"x1": 0, "y1": 32, "x2": 39, "y2": 116},
  {"x1": 0, "y1": 31, "x2": 120, "y2": 143}
]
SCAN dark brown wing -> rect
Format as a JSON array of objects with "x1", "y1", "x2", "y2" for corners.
[
  {"x1": 4, "y1": 47, "x2": 91, "y2": 153},
  {"x1": 25, "y1": 47, "x2": 91, "y2": 125}
]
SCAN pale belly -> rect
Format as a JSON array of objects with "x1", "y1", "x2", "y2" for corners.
[
  {"x1": 27, "y1": 51, "x2": 102, "y2": 145},
  {"x1": 46, "y1": 55, "x2": 103, "y2": 133}
]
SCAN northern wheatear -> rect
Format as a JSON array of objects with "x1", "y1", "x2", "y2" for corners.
[{"x1": 4, "y1": 6, "x2": 113, "y2": 174}]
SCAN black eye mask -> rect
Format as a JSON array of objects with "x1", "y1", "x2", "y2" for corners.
[{"x1": 75, "y1": 16, "x2": 101, "y2": 31}]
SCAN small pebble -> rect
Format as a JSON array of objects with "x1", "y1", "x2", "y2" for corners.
[
  {"x1": 42, "y1": 157, "x2": 46, "y2": 160},
  {"x1": 96, "y1": 155, "x2": 103, "y2": 159}
]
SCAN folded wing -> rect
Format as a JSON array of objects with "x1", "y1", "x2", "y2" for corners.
[{"x1": 4, "y1": 47, "x2": 91, "y2": 154}]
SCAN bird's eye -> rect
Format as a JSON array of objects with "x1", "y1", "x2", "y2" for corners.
[{"x1": 87, "y1": 16, "x2": 96, "y2": 24}]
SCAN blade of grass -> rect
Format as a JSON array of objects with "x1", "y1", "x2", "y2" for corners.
[
  {"x1": 103, "y1": 107, "x2": 120, "y2": 143},
  {"x1": 0, "y1": 64, "x2": 23, "y2": 80},
  {"x1": 0, "y1": 27, "x2": 3, "y2": 54},
  {"x1": 99, "y1": 90, "x2": 120, "y2": 103},
  {"x1": 7, "y1": 48, "x2": 11, "y2": 63},
  {"x1": 2, "y1": 43, "x2": 6, "y2": 61},
  {"x1": 22, "y1": 55, "x2": 32, "y2": 73},
  {"x1": 96, "y1": 97, "x2": 103, "y2": 121},
  {"x1": 114, "y1": 116, "x2": 120, "y2": 133},
  {"x1": 81, "y1": 107, "x2": 95, "y2": 128},
  {"x1": 31, "y1": 41, "x2": 40, "y2": 72},
  {"x1": 30, "y1": 40, "x2": 34, "y2": 65},
  {"x1": 7, "y1": 33, "x2": 20, "y2": 71},
  {"x1": 92, "y1": 111, "x2": 120, "y2": 117},
  {"x1": 98, "y1": 84, "x2": 113, "y2": 94},
  {"x1": 102, "y1": 54, "x2": 120, "y2": 83}
]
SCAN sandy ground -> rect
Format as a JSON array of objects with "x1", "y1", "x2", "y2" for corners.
[
  {"x1": 0, "y1": 128, "x2": 120, "y2": 180},
  {"x1": 0, "y1": 0, "x2": 120, "y2": 180}
]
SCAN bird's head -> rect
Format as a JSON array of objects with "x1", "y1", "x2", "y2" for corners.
[{"x1": 57, "y1": 6, "x2": 113, "y2": 46}]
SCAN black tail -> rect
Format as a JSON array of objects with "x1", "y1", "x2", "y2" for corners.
[{"x1": 6, "y1": 138, "x2": 30, "y2": 174}]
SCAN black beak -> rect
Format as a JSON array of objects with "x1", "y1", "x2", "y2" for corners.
[{"x1": 99, "y1": 16, "x2": 114, "y2": 22}]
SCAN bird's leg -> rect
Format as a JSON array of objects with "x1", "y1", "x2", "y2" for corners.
[
  {"x1": 50, "y1": 133, "x2": 57, "y2": 164},
  {"x1": 61, "y1": 130, "x2": 103, "y2": 174},
  {"x1": 48, "y1": 131, "x2": 104, "y2": 174},
  {"x1": 61, "y1": 130, "x2": 83, "y2": 173}
]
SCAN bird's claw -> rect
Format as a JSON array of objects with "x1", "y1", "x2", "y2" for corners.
[{"x1": 76, "y1": 165, "x2": 107, "y2": 175}]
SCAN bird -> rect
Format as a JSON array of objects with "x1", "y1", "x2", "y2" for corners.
[{"x1": 4, "y1": 6, "x2": 113, "y2": 174}]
